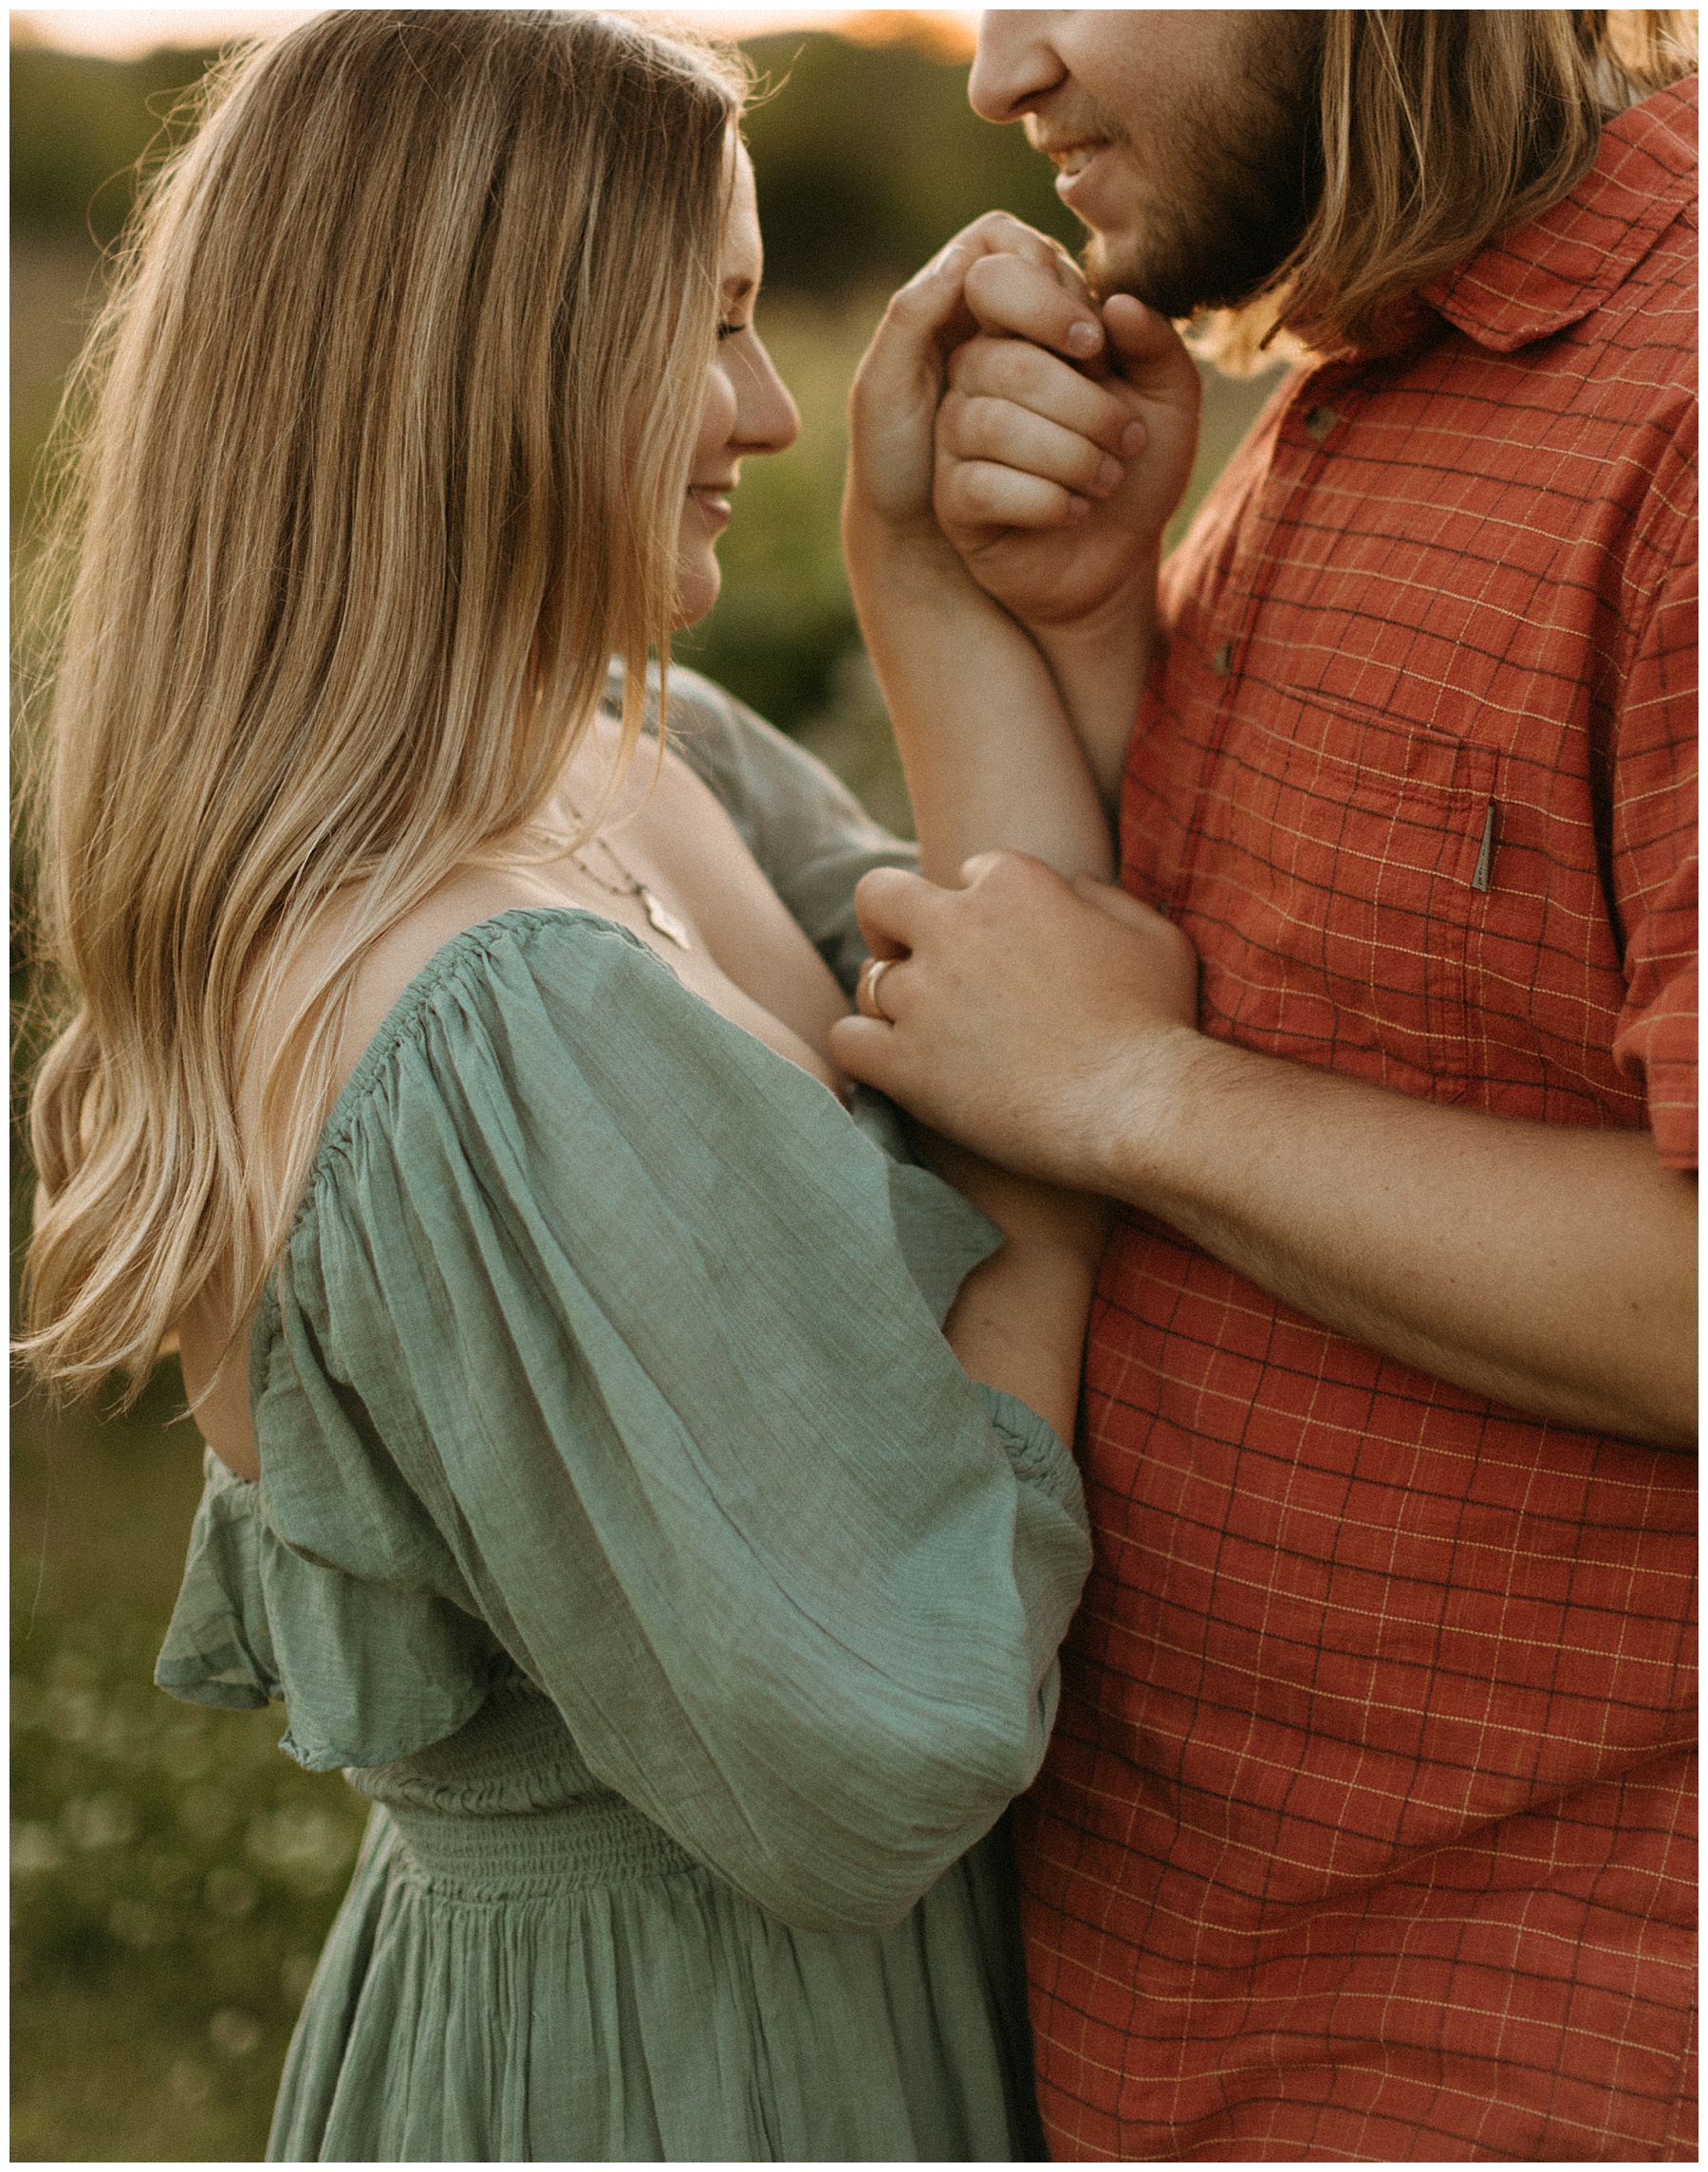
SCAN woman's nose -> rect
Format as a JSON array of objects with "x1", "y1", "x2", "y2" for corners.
[{"x1": 736, "y1": 338, "x2": 800, "y2": 455}]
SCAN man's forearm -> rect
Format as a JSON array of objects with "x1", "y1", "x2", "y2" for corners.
[
  {"x1": 830, "y1": 858, "x2": 1697, "y2": 1455},
  {"x1": 1111, "y1": 1032, "x2": 1699, "y2": 1448}
]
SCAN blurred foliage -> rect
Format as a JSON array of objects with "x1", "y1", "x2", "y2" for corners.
[
  {"x1": 10, "y1": 39, "x2": 224, "y2": 244},
  {"x1": 11, "y1": 1343, "x2": 371, "y2": 2160},
  {"x1": 9, "y1": 26, "x2": 1082, "y2": 270},
  {"x1": 739, "y1": 25, "x2": 1081, "y2": 290},
  {"x1": 10, "y1": 21, "x2": 1282, "y2": 2160}
]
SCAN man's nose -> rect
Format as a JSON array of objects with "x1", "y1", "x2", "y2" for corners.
[{"x1": 969, "y1": 10, "x2": 1066, "y2": 122}]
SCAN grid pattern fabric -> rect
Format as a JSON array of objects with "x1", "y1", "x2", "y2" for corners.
[{"x1": 1018, "y1": 79, "x2": 1698, "y2": 2163}]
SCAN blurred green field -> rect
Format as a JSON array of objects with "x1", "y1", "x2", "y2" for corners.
[
  {"x1": 11, "y1": 1361, "x2": 372, "y2": 2161},
  {"x1": 11, "y1": 25, "x2": 1282, "y2": 2162}
]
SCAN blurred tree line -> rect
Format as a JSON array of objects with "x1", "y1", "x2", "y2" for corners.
[
  {"x1": 742, "y1": 19, "x2": 1081, "y2": 288},
  {"x1": 11, "y1": 18, "x2": 1082, "y2": 266}
]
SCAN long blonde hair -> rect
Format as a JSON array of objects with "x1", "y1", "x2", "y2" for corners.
[
  {"x1": 1200, "y1": 9, "x2": 1697, "y2": 370},
  {"x1": 20, "y1": 9, "x2": 744, "y2": 1405}
]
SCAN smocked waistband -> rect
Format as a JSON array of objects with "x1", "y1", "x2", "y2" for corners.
[{"x1": 377, "y1": 1790, "x2": 700, "y2": 1900}]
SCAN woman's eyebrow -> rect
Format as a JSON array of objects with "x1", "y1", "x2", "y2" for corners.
[{"x1": 722, "y1": 273, "x2": 757, "y2": 304}]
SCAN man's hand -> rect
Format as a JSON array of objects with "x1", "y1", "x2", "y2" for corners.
[
  {"x1": 936, "y1": 266, "x2": 1202, "y2": 633},
  {"x1": 845, "y1": 212, "x2": 1106, "y2": 577},
  {"x1": 832, "y1": 858, "x2": 1697, "y2": 1450},
  {"x1": 833, "y1": 853, "x2": 1201, "y2": 1191}
]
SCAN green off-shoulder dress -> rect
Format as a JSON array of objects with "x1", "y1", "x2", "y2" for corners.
[{"x1": 153, "y1": 678, "x2": 1092, "y2": 2164}]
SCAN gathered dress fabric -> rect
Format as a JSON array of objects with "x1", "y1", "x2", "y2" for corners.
[{"x1": 156, "y1": 884, "x2": 1091, "y2": 2162}]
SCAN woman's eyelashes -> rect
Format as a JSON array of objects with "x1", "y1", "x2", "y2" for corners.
[{"x1": 716, "y1": 317, "x2": 752, "y2": 341}]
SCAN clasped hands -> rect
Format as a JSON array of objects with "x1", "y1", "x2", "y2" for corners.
[{"x1": 831, "y1": 213, "x2": 1205, "y2": 1197}]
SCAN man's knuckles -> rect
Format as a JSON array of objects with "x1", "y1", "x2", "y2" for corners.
[
  {"x1": 963, "y1": 252, "x2": 1102, "y2": 353},
  {"x1": 957, "y1": 848, "x2": 1078, "y2": 911},
  {"x1": 948, "y1": 340, "x2": 1136, "y2": 453}
]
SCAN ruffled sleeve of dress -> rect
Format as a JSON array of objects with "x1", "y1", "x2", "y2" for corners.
[
  {"x1": 161, "y1": 909, "x2": 1090, "y2": 1936},
  {"x1": 153, "y1": 1447, "x2": 510, "y2": 1771}
]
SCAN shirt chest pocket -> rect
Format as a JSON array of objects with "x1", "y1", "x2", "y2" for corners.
[{"x1": 1179, "y1": 692, "x2": 1497, "y2": 1096}]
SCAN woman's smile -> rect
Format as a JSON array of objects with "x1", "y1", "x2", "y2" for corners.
[{"x1": 686, "y1": 482, "x2": 734, "y2": 529}]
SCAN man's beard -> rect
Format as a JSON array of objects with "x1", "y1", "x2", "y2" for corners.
[{"x1": 1084, "y1": 20, "x2": 1322, "y2": 320}]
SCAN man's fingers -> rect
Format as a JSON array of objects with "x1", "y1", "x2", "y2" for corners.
[
  {"x1": 1101, "y1": 293, "x2": 1201, "y2": 405},
  {"x1": 946, "y1": 336, "x2": 1142, "y2": 457},
  {"x1": 938, "y1": 457, "x2": 1088, "y2": 533},
  {"x1": 963, "y1": 251, "x2": 1106, "y2": 366},
  {"x1": 949, "y1": 213, "x2": 1090, "y2": 297},
  {"x1": 853, "y1": 232, "x2": 1116, "y2": 474},
  {"x1": 888, "y1": 218, "x2": 1087, "y2": 360},
  {"x1": 941, "y1": 392, "x2": 1125, "y2": 502},
  {"x1": 851, "y1": 865, "x2": 942, "y2": 954}
]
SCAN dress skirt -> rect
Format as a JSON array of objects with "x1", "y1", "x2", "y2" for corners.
[{"x1": 269, "y1": 1684, "x2": 1045, "y2": 2162}]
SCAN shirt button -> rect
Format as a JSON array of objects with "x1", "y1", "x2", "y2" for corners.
[
  {"x1": 1304, "y1": 404, "x2": 1339, "y2": 442},
  {"x1": 1212, "y1": 640, "x2": 1234, "y2": 676}
]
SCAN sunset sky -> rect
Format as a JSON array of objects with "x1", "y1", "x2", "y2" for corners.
[{"x1": 15, "y1": 5, "x2": 981, "y2": 58}]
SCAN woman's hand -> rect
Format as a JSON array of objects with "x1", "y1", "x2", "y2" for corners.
[
  {"x1": 843, "y1": 212, "x2": 1105, "y2": 582},
  {"x1": 935, "y1": 270, "x2": 1204, "y2": 635}
]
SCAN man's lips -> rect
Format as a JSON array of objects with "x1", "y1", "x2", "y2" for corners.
[
  {"x1": 1047, "y1": 139, "x2": 1115, "y2": 205},
  {"x1": 1043, "y1": 139, "x2": 1105, "y2": 176}
]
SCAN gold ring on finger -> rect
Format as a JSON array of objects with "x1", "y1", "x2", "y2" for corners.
[{"x1": 861, "y1": 957, "x2": 900, "y2": 1024}]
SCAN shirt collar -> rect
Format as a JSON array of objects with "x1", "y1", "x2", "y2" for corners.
[{"x1": 1419, "y1": 75, "x2": 1697, "y2": 353}]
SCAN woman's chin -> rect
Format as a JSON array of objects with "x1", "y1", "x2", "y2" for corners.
[{"x1": 670, "y1": 559, "x2": 722, "y2": 634}]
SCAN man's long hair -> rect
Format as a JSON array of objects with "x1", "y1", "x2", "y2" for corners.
[
  {"x1": 1204, "y1": 9, "x2": 1696, "y2": 367},
  {"x1": 19, "y1": 9, "x2": 743, "y2": 1405}
]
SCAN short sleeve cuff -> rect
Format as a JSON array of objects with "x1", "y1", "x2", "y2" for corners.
[{"x1": 1614, "y1": 962, "x2": 1698, "y2": 1171}]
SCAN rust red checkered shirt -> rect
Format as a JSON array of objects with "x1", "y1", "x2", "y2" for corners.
[{"x1": 1017, "y1": 80, "x2": 1698, "y2": 2163}]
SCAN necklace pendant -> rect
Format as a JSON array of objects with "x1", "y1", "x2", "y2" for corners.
[{"x1": 640, "y1": 887, "x2": 693, "y2": 950}]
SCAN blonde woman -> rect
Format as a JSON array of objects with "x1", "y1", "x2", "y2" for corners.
[{"x1": 17, "y1": 11, "x2": 1120, "y2": 2160}]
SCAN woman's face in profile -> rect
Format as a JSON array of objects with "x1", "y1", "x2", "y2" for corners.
[{"x1": 675, "y1": 146, "x2": 800, "y2": 628}]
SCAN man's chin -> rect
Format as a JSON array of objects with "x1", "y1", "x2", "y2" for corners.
[
  {"x1": 1083, "y1": 236, "x2": 1205, "y2": 325},
  {"x1": 1085, "y1": 232, "x2": 1285, "y2": 325}
]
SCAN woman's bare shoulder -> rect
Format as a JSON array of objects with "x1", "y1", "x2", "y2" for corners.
[
  {"x1": 186, "y1": 866, "x2": 565, "y2": 1481},
  {"x1": 249, "y1": 865, "x2": 566, "y2": 1116}
]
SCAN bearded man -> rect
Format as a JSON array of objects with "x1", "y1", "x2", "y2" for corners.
[{"x1": 833, "y1": 11, "x2": 1697, "y2": 2160}]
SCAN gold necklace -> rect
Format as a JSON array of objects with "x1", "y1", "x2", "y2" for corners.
[{"x1": 568, "y1": 829, "x2": 693, "y2": 951}]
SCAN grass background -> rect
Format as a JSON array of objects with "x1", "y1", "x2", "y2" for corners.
[{"x1": 11, "y1": 25, "x2": 1281, "y2": 2159}]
